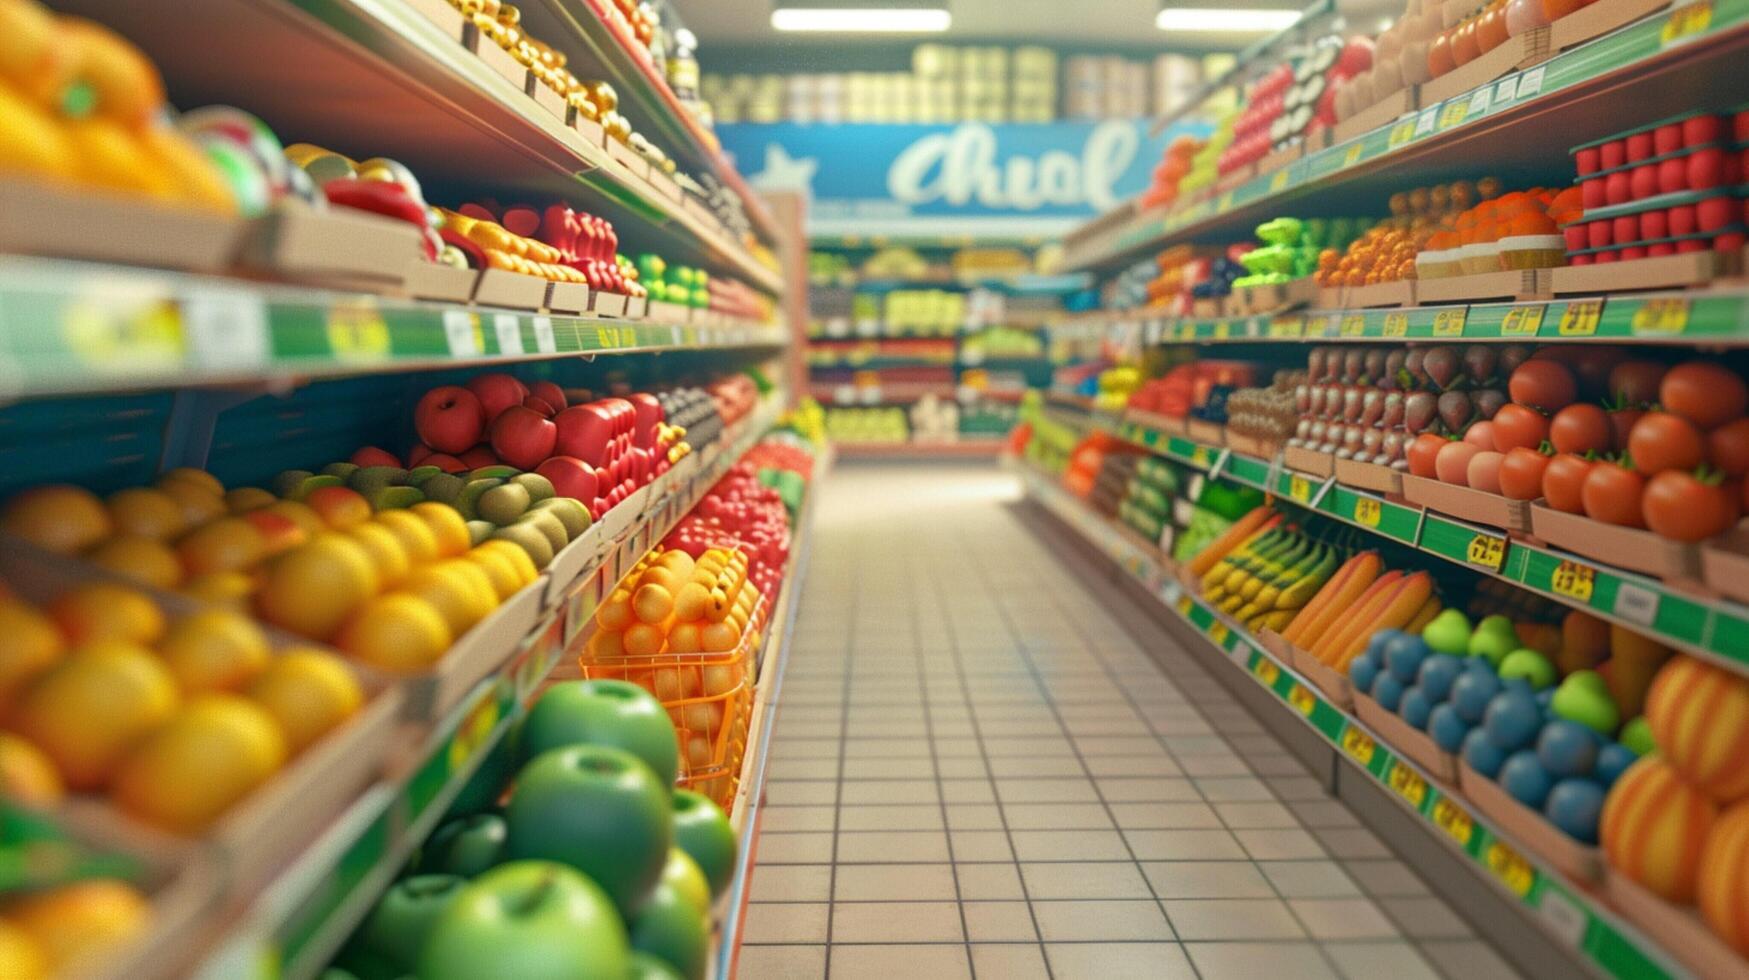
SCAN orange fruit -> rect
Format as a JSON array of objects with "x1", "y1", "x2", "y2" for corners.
[
  {"x1": 105, "y1": 487, "x2": 185, "y2": 540},
  {"x1": 348, "y1": 522, "x2": 412, "y2": 588},
  {"x1": 176, "y1": 516, "x2": 267, "y2": 576},
  {"x1": 246, "y1": 648, "x2": 363, "y2": 752},
  {"x1": 255, "y1": 534, "x2": 379, "y2": 639},
  {"x1": 410, "y1": 502, "x2": 470, "y2": 558},
  {"x1": 667, "y1": 622, "x2": 702, "y2": 654},
  {"x1": 179, "y1": 571, "x2": 256, "y2": 609},
  {"x1": 11, "y1": 641, "x2": 179, "y2": 790},
  {"x1": 261, "y1": 500, "x2": 324, "y2": 537},
  {"x1": 0, "y1": 733, "x2": 64, "y2": 806},
  {"x1": 701, "y1": 622, "x2": 738, "y2": 653},
  {"x1": 633, "y1": 583, "x2": 674, "y2": 623},
  {"x1": 0, "y1": 485, "x2": 110, "y2": 554},
  {"x1": 6, "y1": 880, "x2": 148, "y2": 972},
  {"x1": 623, "y1": 622, "x2": 665, "y2": 656},
  {"x1": 87, "y1": 535, "x2": 183, "y2": 589},
  {"x1": 224, "y1": 487, "x2": 276, "y2": 513},
  {"x1": 159, "y1": 467, "x2": 223, "y2": 497},
  {"x1": 0, "y1": 919, "x2": 48, "y2": 980},
  {"x1": 373, "y1": 510, "x2": 439, "y2": 566},
  {"x1": 463, "y1": 546, "x2": 520, "y2": 601},
  {"x1": 155, "y1": 478, "x2": 226, "y2": 528},
  {"x1": 400, "y1": 562, "x2": 493, "y2": 635},
  {"x1": 335, "y1": 593, "x2": 451, "y2": 673},
  {"x1": 112, "y1": 694, "x2": 288, "y2": 833},
  {"x1": 304, "y1": 486, "x2": 371, "y2": 530},
  {"x1": 589, "y1": 629, "x2": 625, "y2": 660},
  {"x1": 48, "y1": 583, "x2": 166, "y2": 646},
  {"x1": 159, "y1": 608, "x2": 271, "y2": 694},
  {"x1": 597, "y1": 589, "x2": 634, "y2": 631},
  {"x1": 243, "y1": 509, "x2": 308, "y2": 555},
  {"x1": 0, "y1": 600, "x2": 65, "y2": 715}
]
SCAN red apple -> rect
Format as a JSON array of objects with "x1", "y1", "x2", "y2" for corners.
[
  {"x1": 536, "y1": 456, "x2": 600, "y2": 502},
  {"x1": 1717, "y1": 232, "x2": 1746, "y2": 251},
  {"x1": 1670, "y1": 205, "x2": 1697, "y2": 236},
  {"x1": 522, "y1": 395, "x2": 556, "y2": 418},
  {"x1": 1626, "y1": 132, "x2": 1653, "y2": 162},
  {"x1": 1642, "y1": 209, "x2": 1669, "y2": 239},
  {"x1": 1677, "y1": 238, "x2": 1708, "y2": 253},
  {"x1": 1596, "y1": 250, "x2": 1620, "y2": 263},
  {"x1": 554, "y1": 404, "x2": 615, "y2": 466},
  {"x1": 424, "y1": 453, "x2": 467, "y2": 473},
  {"x1": 1605, "y1": 171, "x2": 1631, "y2": 206},
  {"x1": 1736, "y1": 110, "x2": 1749, "y2": 142},
  {"x1": 1629, "y1": 165, "x2": 1657, "y2": 200},
  {"x1": 1582, "y1": 178, "x2": 1605, "y2": 209},
  {"x1": 590, "y1": 497, "x2": 608, "y2": 518},
  {"x1": 351, "y1": 446, "x2": 402, "y2": 468},
  {"x1": 1688, "y1": 148, "x2": 1726, "y2": 189},
  {"x1": 1621, "y1": 246, "x2": 1648, "y2": 260},
  {"x1": 1587, "y1": 220, "x2": 1613, "y2": 249},
  {"x1": 1613, "y1": 215, "x2": 1640, "y2": 245},
  {"x1": 1600, "y1": 140, "x2": 1626, "y2": 170},
  {"x1": 627, "y1": 394, "x2": 662, "y2": 449},
  {"x1": 1654, "y1": 124, "x2": 1683, "y2": 155},
  {"x1": 530, "y1": 381, "x2": 567, "y2": 412},
  {"x1": 1657, "y1": 157, "x2": 1687, "y2": 195},
  {"x1": 414, "y1": 386, "x2": 486, "y2": 453},
  {"x1": 459, "y1": 445, "x2": 498, "y2": 468},
  {"x1": 1648, "y1": 242, "x2": 1676, "y2": 257},
  {"x1": 1698, "y1": 195, "x2": 1734, "y2": 231},
  {"x1": 408, "y1": 443, "x2": 433, "y2": 466},
  {"x1": 1684, "y1": 114, "x2": 1723, "y2": 147},
  {"x1": 466, "y1": 373, "x2": 528, "y2": 422},
  {"x1": 489, "y1": 406, "x2": 557, "y2": 469}
]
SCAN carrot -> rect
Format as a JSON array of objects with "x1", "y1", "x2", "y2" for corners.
[
  {"x1": 1281, "y1": 551, "x2": 1371, "y2": 646},
  {"x1": 1310, "y1": 569, "x2": 1403, "y2": 664},
  {"x1": 1404, "y1": 595, "x2": 1442, "y2": 635},
  {"x1": 1289, "y1": 555, "x2": 1384, "y2": 651},
  {"x1": 1186, "y1": 508, "x2": 1278, "y2": 577},
  {"x1": 1334, "y1": 572, "x2": 1435, "y2": 671}
]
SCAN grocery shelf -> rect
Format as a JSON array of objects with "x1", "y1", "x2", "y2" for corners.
[
  {"x1": 1056, "y1": 283, "x2": 1749, "y2": 345},
  {"x1": 1007, "y1": 457, "x2": 1683, "y2": 980},
  {"x1": 183, "y1": 397, "x2": 787, "y2": 980},
  {"x1": 833, "y1": 440, "x2": 1009, "y2": 457},
  {"x1": 1061, "y1": 0, "x2": 1749, "y2": 273},
  {"x1": 61, "y1": 0, "x2": 781, "y2": 294},
  {"x1": 0, "y1": 257, "x2": 784, "y2": 398},
  {"x1": 1048, "y1": 396, "x2": 1749, "y2": 680}
]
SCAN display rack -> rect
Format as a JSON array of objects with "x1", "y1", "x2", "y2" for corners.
[{"x1": 1007, "y1": 457, "x2": 1684, "y2": 980}]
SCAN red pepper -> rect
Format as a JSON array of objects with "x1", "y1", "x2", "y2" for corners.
[
  {"x1": 322, "y1": 179, "x2": 427, "y2": 227},
  {"x1": 439, "y1": 227, "x2": 487, "y2": 269}
]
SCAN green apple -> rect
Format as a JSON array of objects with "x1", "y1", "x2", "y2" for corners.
[
  {"x1": 659, "y1": 847, "x2": 711, "y2": 915},
  {"x1": 318, "y1": 968, "x2": 362, "y2": 980},
  {"x1": 1422, "y1": 609, "x2": 1472, "y2": 656},
  {"x1": 1467, "y1": 615, "x2": 1518, "y2": 665},
  {"x1": 671, "y1": 789, "x2": 736, "y2": 899},
  {"x1": 1551, "y1": 669, "x2": 1622, "y2": 735},
  {"x1": 1620, "y1": 715, "x2": 1656, "y2": 755},
  {"x1": 351, "y1": 874, "x2": 465, "y2": 974},
  {"x1": 629, "y1": 880, "x2": 708, "y2": 980},
  {"x1": 418, "y1": 860, "x2": 628, "y2": 980},
  {"x1": 629, "y1": 951, "x2": 685, "y2": 980},
  {"x1": 505, "y1": 745, "x2": 672, "y2": 915},
  {"x1": 522, "y1": 680, "x2": 679, "y2": 787},
  {"x1": 419, "y1": 813, "x2": 507, "y2": 878},
  {"x1": 1498, "y1": 648, "x2": 1556, "y2": 690}
]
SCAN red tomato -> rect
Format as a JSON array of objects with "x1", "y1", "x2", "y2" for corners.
[
  {"x1": 1708, "y1": 418, "x2": 1749, "y2": 476},
  {"x1": 1627, "y1": 412, "x2": 1705, "y2": 474},
  {"x1": 1547, "y1": 404, "x2": 1611, "y2": 454},
  {"x1": 1491, "y1": 404, "x2": 1549, "y2": 452},
  {"x1": 1464, "y1": 421, "x2": 1496, "y2": 450},
  {"x1": 1468, "y1": 451, "x2": 1505, "y2": 493},
  {"x1": 1499, "y1": 447, "x2": 1551, "y2": 500},
  {"x1": 1509, "y1": 360, "x2": 1578, "y2": 413},
  {"x1": 1607, "y1": 408, "x2": 1643, "y2": 451},
  {"x1": 1407, "y1": 433, "x2": 1447, "y2": 478},
  {"x1": 1609, "y1": 360, "x2": 1667, "y2": 406},
  {"x1": 1643, "y1": 470, "x2": 1738, "y2": 541},
  {"x1": 1543, "y1": 453, "x2": 1595, "y2": 513},
  {"x1": 1662, "y1": 362, "x2": 1748, "y2": 430},
  {"x1": 1437, "y1": 440, "x2": 1483, "y2": 485},
  {"x1": 1581, "y1": 461, "x2": 1646, "y2": 527}
]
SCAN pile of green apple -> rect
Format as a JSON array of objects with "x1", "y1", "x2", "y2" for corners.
[{"x1": 324, "y1": 680, "x2": 737, "y2": 980}]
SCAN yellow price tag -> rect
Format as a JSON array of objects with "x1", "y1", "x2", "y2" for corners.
[
  {"x1": 1341, "y1": 725, "x2": 1376, "y2": 767},
  {"x1": 62, "y1": 297, "x2": 185, "y2": 370},
  {"x1": 1288, "y1": 683, "x2": 1317, "y2": 716},
  {"x1": 1486, "y1": 840, "x2": 1536, "y2": 897},
  {"x1": 1558, "y1": 300, "x2": 1602, "y2": 336},
  {"x1": 446, "y1": 693, "x2": 502, "y2": 772},
  {"x1": 1467, "y1": 533, "x2": 1508, "y2": 571},
  {"x1": 1432, "y1": 309, "x2": 1467, "y2": 337},
  {"x1": 1631, "y1": 298, "x2": 1690, "y2": 334},
  {"x1": 1662, "y1": 0, "x2": 1713, "y2": 45},
  {"x1": 1387, "y1": 120, "x2": 1416, "y2": 148},
  {"x1": 1305, "y1": 315, "x2": 1330, "y2": 337},
  {"x1": 1270, "y1": 168, "x2": 1291, "y2": 192},
  {"x1": 1388, "y1": 760, "x2": 1429, "y2": 810},
  {"x1": 1343, "y1": 143, "x2": 1365, "y2": 167},
  {"x1": 1270, "y1": 317, "x2": 1305, "y2": 338},
  {"x1": 1289, "y1": 474, "x2": 1313, "y2": 502},
  {"x1": 1212, "y1": 320, "x2": 1231, "y2": 339},
  {"x1": 1432, "y1": 797, "x2": 1475, "y2": 848},
  {"x1": 1252, "y1": 656, "x2": 1280, "y2": 686},
  {"x1": 1354, "y1": 497, "x2": 1382, "y2": 527},
  {"x1": 1500, "y1": 305, "x2": 1545, "y2": 336},
  {"x1": 1438, "y1": 101, "x2": 1468, "y2": 129},
  {"x1": 1550, "y1": 560, "x2": 1596, "y2": 602},
  {"x1": 1191, "y1": 445, "x2": 1212, "y2": 467},
  {"x1": 1340, "y1": 314, "x2": 1367, "y2": 337},
  {"x1": 326, "y1": 302, "x2": 390, "y2": 360},
  {"x1": 1209, "y1": 621, "x2": 1231, "y2": 646},
  {"x1": 1180, "y1": 321, "x2": 1200, "y2": 341},
  {"x1": 1177, "y1": 594, "x2": 1195, "y2": 616},
  {"x1": 1382, "y1": 312, "x2": 1409, "y2": 337}
]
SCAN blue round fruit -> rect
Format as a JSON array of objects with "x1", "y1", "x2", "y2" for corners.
[
  {"x1": 1500, "y1": 675, "x2": 1533, "y2": 696},
  {"x1": 1483, "y1": 688, "x2": 1542, "y2": 752},
  {"x1": 1535, "y1": 719, "x2": 1600, "y2": 778},
  {"x1": 1367, "y1": 628, "x2": 1403, "y2": 663},
  {"x1": 1429, "y1": 703, "x2": 1470, "y2": 753},
  {"x1": 1372, "y1": 673, "x2": 1406, "y2": 712},
  {"x1": 1349, "y1": 657, "x2": 1379, "y2": 693},
  {"x1": 1544, "y1": 778, "x2": 1606, "y2": 844},
  {"x1": 1417, "y1": 654, "x2": 1463, "y2": 704},
  {"x1": 1384, "y1": 633, "x2": 1430, "y2": 685},
  {"x1": 1500, "y1": 750, "x2": 1554, "y2": 809},
  {"x1": 1451, "y1": 667, "x2": 1502, "y2": 724},
  {"x1": 1401, "y1": 686, "x2": 1434, "y2": 730},
  {"x1": 1535, "y1": 687, "x2": 1556, "y2": 713},
  {"x1": 1595, "y1": 743, "x2": 1638, "y2": 788},
  {"x1": 1463, "y1": 727, "x2": 1507, "y2": 778}
]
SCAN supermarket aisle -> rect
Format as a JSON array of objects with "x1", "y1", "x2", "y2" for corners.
[{"x1": 739, "y1": 462, "x2": 1525, "y2": 980}]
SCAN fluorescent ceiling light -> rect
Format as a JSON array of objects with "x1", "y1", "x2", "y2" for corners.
[
  {"x1": 772, "y1": 7, "x2": 951, "y2": 31},
  {"x1": 1155, "y1": 7, "x2": 1303, "y2": 31}
]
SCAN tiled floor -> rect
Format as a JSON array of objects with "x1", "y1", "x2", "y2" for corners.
[{"x1": 741, "y1": 463, "x2": 1525, "y2": 980}]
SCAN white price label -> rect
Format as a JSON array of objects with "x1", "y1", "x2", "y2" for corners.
[
  {"x1": 1494, "y1": 78, "x2": 1518, "y2": 107},
  {"x1": 182, "y1": 289, "x2": 268, "y2": 371},
  {"x1": 442, "y1": 310, "x2": 479, "y2": 356},
  {"x1": 1516, "y1": 67, "x2": 1545, "y2": 100},
  {"x1": 1466, "y1": 88, "x2": 1491, "y2": 119},
  {"x1": 1414, "y1": 108, "x2": 1438, "y2": 136},
  {"x1": 493, "y1": 314, "x2": 523, "y2": 355},
  {"x1": 1612, "y1": 581, "x2": 1660, "y2": 627},
  {"x1": 1536, "y1": 888, "x2": 1588, "y2": 947},
  {"x1": 531, "y1": 316, "x2": 557, "y2": 353}
]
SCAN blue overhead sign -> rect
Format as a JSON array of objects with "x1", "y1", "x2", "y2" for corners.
[{"x1": 716, "y1": 120, "x2": 1205, "y2": 238}]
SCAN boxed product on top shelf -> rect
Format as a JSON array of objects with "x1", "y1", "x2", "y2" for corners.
[{"x1": 824, "y1": 407, "x2": 910, "y2": 444}]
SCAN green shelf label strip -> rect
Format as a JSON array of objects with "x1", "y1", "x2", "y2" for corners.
[{"x1": 1011, "y1": 462, "x2": 1681, "y2": 980}]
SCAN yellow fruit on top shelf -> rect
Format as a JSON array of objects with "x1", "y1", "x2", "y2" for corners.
[
  {"x1": 139, "y1": 125, "x2": 236, "y2": 215},
  {"x1": 0, "y1": 484, "x2": 109, "y2": 554},
  {"x1": 256, "y1": 534, "x2": 379, "y2": 640},
  {"x1": 5, "y1": 879, "x2": 149, "y2": 973},
  {"x1": 48, "y1": 582, "x2": 164, "y2": 646},
  {"x1": 410, "y1": 502, "x2": 470, "y2": 559},
  {"x1": 155, "y1": 478, "x2": 225, "y2": 529},
  {"x1": 224, "y1": 487, "x2": 276, "y2": 513},
  {"x1": 348, "y1": 522, "x2": 412, "y2": 589},
  {"x1": 106, "y1": 487, "x2": 185, "y2": 541},
  {"x1": 261, "y1": 500, "x2": 323, "y2": 537},
  {"x1": 0, "y1": 0, "x2": 64, "y2": 99},
  {"x1": 0, "y1": 917, "x2": 48, "y2": 980},
  {"x1": 0, "y1": 732, "x2": 63, "y2": 806},
  {"x1": 112, "y1": 693, "x2": 287, "y2": 834},
  {"x1": 158, "y1": 608, "x2": 271, "y2": 695},
  {"x1": 464, "y1": 546, "x2": 520, "y2": 601},
  {"x1": 475, "y1": 539, "x2": 536, "y2": 588},
  {"x1": 336, "y1": 593, "x2": 451, "y2": 673},
  {"x1": 179, "y1": 570, "x2": 255, "y2": 609},
  {"x1": 373, "y1": 510, "x2": 440, "y2": 566},
  {"x1": 86, "y1": 534, "x2": 182, "y2": 589},
  {"x1": 11, "y1": 640, "x2": 178, "y2": 790},
  {"x1": 67, "y1": 116, "x2": 173, "y2": 197},
  {"x1": 400, "y1": 562, "x2": 493, "y2": 636},
  {"x1": 247, "y1": 648, "x2": 363, "y2": 752},
  {"x1": 0, "y1": 600, "x2": 65, "y2": 713},
  {"x1": 176, "y1": 516, "x2": 266, "y2": 577}
]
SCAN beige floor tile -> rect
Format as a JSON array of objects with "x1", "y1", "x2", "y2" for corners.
[
  {"x1": 1164, "y1": 898, "x2": 1306, "y2": 940},
  {"x1": 759, "y1": 832, "x2": 834, "y2": 864},
  {"x1": 1140, "y1": 861, "x2": 1275, "y2": 899},
  {"x1": 1010, "y1": 829, "x2": 1132, "y2": 861},
  {"x1": 749, "y1": 864, "x2": 832, "y2": 903},
  {"x1": 1019, "y1": 861, "x2": 1153, "y2": 900},
  {"x1": 833, "y1": 862, "x2": 957, "y2": 901},
  {"x1": 1184, "y1": 941, "x2": 1341, "y2": 980},
  {"x1": 1258, "y1": 861, "x2": 1363, "y2": 898},
  {"x1": 827, "y1": 944, "x2": 970, "y2": 980},
  {"x1": 838, "y1": 780, "x2": 938, "y2": 805},
  {"x1": 994, "y1": 778, "x2": 1100, "y2": 803},
  {"x1": 943, "y1": 803, "x2": 1003, "y2": 830},
  {"x1": 1343, "y1": 859, "x2": 1430, "y2": 897},
  {"x1": 835, "y1": 830, "x2": 950, "y2": 863},
  {"x1": 1384, "y1": 897, "x2": 1473, "y2": 939},
  {"x1": 1215, "y1": 801, "x2": 1299, "y2": 829},
  {"x1": 1322, "y1": 941, "x2": 1442, "y2": 980},
  {"x1": 741, "y1": 902, "x2": 830, "y2": 944},
  {"x1": 1236, "y1": 827, "x2": 1328, "y2": 860},
  {"x1": 1193, "y1": 776, "x2": 1275, "y2": 802},
  {"x1": 969, "y1": 944, "x2": 1050, "y2": 980},
  {"x1": 1001, "y1": 803, "x2": 1114, "y2": 830},
  {"x1": 1044, "y1": 942, "x2": 1198, "y2": 980},
  {"x1": 1314, "y1": 827, "x2": 1392, "y2": 859},
  {"x1": 940, "y1": 780, "x2": 996, "y2": 804},
  {"x1": 831, "y1": 901, "x2": 965, "y2": 943},
  {"x1": 736, "y1": 944, "x2": 827, "y2": 979},
  {"x1": 762, "y1": 806, "x2": 837, "y2": 833},
  {"x1": 1123, "y1": 828, "x2": 1246, "y2": 861},
  {"x1": 1289, "y1": 898, "x2": 1399, "y2": 940},
  {"x1": 950, "y1": 829, "x2": 1015, "y2": 861},
  {"x1": 963, "y1": 900, "x2": 1038, "y2": 941},
  {"x1": 1108, "y1": 802, "x2": 1221, "y2": 829},
  {"x1": 1417, "y1": 939, "x2": 1524, "y2": 980},
  {"x1": 1097, "y1": 777, "x2": 1203, "y2": 802},
  {"x1": 1031, "y1": 900, "x2": 1175, "y2": 942},
  {"x1": 956, "y1": 863, "x2": 1026, "y2": 900},
  {"x1": 765, "y1": 781, "x2": 839, "y2": 806},
  {"x1": 835, "y1": 804, "x2": 943, "y2": 832}
]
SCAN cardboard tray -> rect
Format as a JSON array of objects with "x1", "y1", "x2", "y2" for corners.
[
  {"x1": 592, "y1": 290, "x2": 631, "y2": 318},
  {"x1": 1191, "y1": 297, "x2": 1223, "y2": 318},
  {"x1": 1255, "y1": 628, "x2": 1292, "y2": 662},
  {"x1": 526, "y1": 74, "x2": 567, "y2": 121},
  {"x1": 472, "y1": 268, "x2": 549, "y2": 310},
  {"x1": 648, "y1": 300, "x2": 693, "y2": 324},
  {"x1": 544, "y1": 520, "x2": 610, "y2": 607},
  {"x1": 1341, "y1": 279, "x2": 1417, "y2": 309},
  {"x1": 646, "y1": 166, "x2": 684, "y2": 204},
  {"x1": 403, "y1": 0, "x2": 467, "y2": 38},
  {"x1": 1529, "y1": 501, "x2": 1702, "y2": 581},
  {"x1": 1602, "y1": 869, "x2": 1746, "y2": 980},
  {"x1": 1292, "y1": 644, "x2": 1356, "y2": 710},
  {"x1": 1443, "y1": 0, "x2": 1483, "y2": 28},
  {"x1": 624, "y1": 296, "x2": 649, "y2": 320},
  {"x1": 545, "y1": 280, "x2": 592, "y2": 315},
  {"x1": 1699, "y1": 527, "x2": 1749, "y2": 605},
  {"x1": 464, "y1": 24, "x2": 528, "y2": 88},
  {"x1": 420, "y1": 581, "x2": 548, "y2": 720},
  {"x1": 570, "y1": 110, "x2": 606, "y2": 147},
  {"x1": 240, "y1": 204, "x2": 420, "y2": 289},
  {"x1": 1256, "y1": 143, "x2": 1303, "y2": 180},
  {"x1": 1551, "y1": 0, "x2": 1673, "y2": 51},
  {"x1": 1214, "y1": 164, "x2": 1256, "y2": 195},
  {"x1": 1285, "y1": 444, "x2": 1336, "y2": 478},
  {"x1": 1233, "y1": 277, "x2": 1319, "y2": 315},
  {"x1": 405, "y1": 261, "x2": 479, "y2": 303},
  {"x1": 0, "y1": 180, "x2": 245, "y2": 274},
  {"x1": 1334, "y1": 87, "x2": 1417, "y2": 144},
  {"x1": 1403, "y1": 474, "x2": 1532, "y2": 532},
  {"x1": 1355, "y1": 692, "x2": 1459, "y2": 783},
  {"x1": 1419, "y1": 31, "x2": 1549, "y2": 106},
  {"x1": 1550, "y1": 250, "x2": 1738, "y2": 294},
  {"x1": 1415, "y1": 268, "x2": 1551, "y2": 304},
  {"x1": 1225, "y1": 431, "x2": 1285, "y2": 460},
  {"x1": 608, "y1": 138, "x2": 652, "y2": 180},
  {"x1": 1334, "y1": 456, "x2": 1404, "y2": 495},
  {"x1": 1186, "y1": 419, "x2": 1226, "y2": 447},
  {"x1": 1458, "y1": 760, "x2": 1603, "y2": 884}
]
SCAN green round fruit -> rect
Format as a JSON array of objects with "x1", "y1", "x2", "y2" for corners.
[
  {"x1": 522, "y1": 680, "x2": 679, "y2": 788},
  {"x1": 418, "y1": 861, "x2": 628, "y2": 980},
  {"x1": 505, "y1": 745, "x2": 672, "y2": 915},
  {"x1": 419, "y1": 813, "x2": 507, "y2": 878},
  {"x1": 671, "y1": 789, "x2": 735, "y2": 899},
  {"x1": 629, "y1": 951, "x2": 685, "y2": 980},
  {"x1": 630, "y1": 881, "x2": 708, "y2": 980},
  {"x1": 660, "y1": 847, "x2": 711, "y2": 915},
  {"x1": 353, "y1": 874, "x2": 466, "y2": 974}
]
